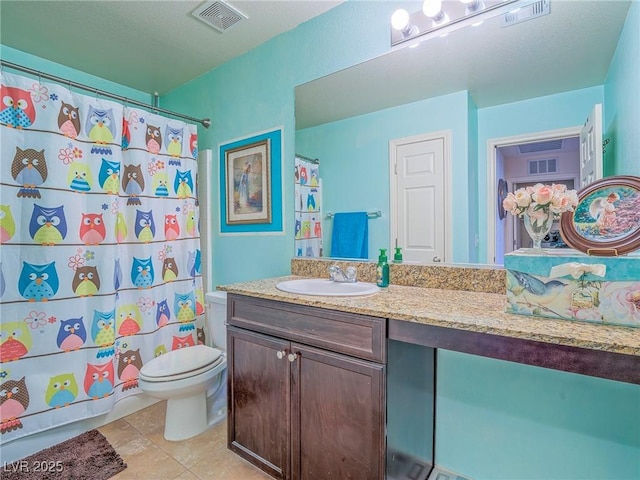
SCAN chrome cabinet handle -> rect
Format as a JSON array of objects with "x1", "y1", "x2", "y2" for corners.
[
  {"x1": 433, "y1": 256, "x2": 441, "y2": 262},
  {"x1": 287, "y1": 353, "x2": 298, "y2": 362},
  {"x1": 276, "y1": 350, "x2": 286, "y2": 360}
]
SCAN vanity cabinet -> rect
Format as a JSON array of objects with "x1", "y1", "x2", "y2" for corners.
[{"x1": 226, "y1": 294, "x2": 386, "y2": 480}]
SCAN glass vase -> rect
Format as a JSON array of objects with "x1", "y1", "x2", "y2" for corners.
[{"x1": 523, "y1": 210, "x2": 554, "y2": 250}]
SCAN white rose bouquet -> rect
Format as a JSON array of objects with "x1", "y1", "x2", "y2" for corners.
[
  {"x1": 503, "y1": 183, "x2": 579, "y2": 218},
  {"x1": 502, "y1": 183, "x2": 579, "y2": 249}
]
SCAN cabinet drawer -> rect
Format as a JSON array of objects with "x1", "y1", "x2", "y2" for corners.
[{"x1": 228, "y1": 294, "x2": 386, "y2": 363}]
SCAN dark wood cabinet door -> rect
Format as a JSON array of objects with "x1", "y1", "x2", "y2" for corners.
[
  {"x1": 227, "y1": 326, "x2": 291, "y2": 479},
  {"x1": 290, "y1": 343, "x2": 386, "y2": 480}
]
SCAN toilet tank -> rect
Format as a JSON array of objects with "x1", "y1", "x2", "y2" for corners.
[{"x1": 205, "y1": 291, "x2": 227, "y2": 351}]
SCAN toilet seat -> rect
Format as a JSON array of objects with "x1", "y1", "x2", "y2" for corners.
[{"x1": 140, "y1": 345, "x2": 224, "y2": 382}]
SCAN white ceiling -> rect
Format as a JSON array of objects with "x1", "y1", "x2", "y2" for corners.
[
  {"x1": 296, "y1": 0, "x2": 632, "y2": 128},
  {"x1": 499, "y1": 137, "x2": 579, "y2": 159},
  {"x1": 0, "y1": 0, "x2": 344, "y2": 94}
]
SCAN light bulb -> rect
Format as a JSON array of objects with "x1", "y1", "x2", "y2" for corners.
[
  {"x1": 423, "y1": 0, "x2": 443, "y2": 18},
  {"x1": 463, "y1": 0, "x2": 485, "y2": 14},
  {"x1": 434, "y1": 12, "x2": 450, "y2": 26},
  {"x1": 391, "y1": 9, "x2": 410, "y2": 31}
]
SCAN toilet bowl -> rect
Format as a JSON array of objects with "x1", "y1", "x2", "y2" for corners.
[{"x1": 138, "y1": 291, "x2": 228, "y2": 441}]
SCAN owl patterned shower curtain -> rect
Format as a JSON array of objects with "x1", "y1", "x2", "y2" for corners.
[
  {"x1": 294, "y1": 156, "x2": 322, "y2": 257},
  {"x1": 0, "y1": 71, "x2": 205, "y2": 443}
]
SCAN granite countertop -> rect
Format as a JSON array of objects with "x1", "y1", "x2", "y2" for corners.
[{"x1": 218, "y1": 276, "x2": 640, "y2": 357}]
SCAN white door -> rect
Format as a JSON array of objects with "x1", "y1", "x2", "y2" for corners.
[
  {"x1": 390, "y1": 132, "x2": 449, "y2": 263},
  {"x1": 579, "y1": 103, "x2": 603, "y2": 189}
]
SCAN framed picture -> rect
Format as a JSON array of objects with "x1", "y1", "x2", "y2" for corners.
[
  {"x1": 560, "y1": 175, "x2": 640, "y2": 256},
  {"x1": 219, "y1": 128, "x2": 283, "y2": 234},
  {"x1": 224, "y1": 139, "x2": 271, "y2": 225}
]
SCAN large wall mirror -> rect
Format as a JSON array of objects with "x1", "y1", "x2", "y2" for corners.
[{"x1": 294, "y1": 0, "x2": 636, "y2": 264}]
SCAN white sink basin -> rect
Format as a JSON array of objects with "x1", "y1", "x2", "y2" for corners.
[{"x1": 276, "y1": 278, "x2": 379, "y2": 297}]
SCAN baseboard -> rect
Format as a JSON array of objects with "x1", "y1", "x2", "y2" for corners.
[
  {"x1": 427, "y1": 465, "x2": 474, "y2": 480},
  {"x1": 387, "y1": 448, "x2": 433, "y2": 480}
]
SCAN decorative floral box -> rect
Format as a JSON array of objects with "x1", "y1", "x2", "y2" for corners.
[{"x1": 505, "y1": 248, "x2": 640, "y2": 328}]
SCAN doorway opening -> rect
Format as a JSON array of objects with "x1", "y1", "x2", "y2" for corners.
[
  {"x1": 487, "y1": 127, "x2": 581, "y2": 264},
  {"x1": 501, "y1": 138, "x2": 579, "y2": 257},
  {"x1": 487, "y1": 105, "x2": 603, "y2": 264}
]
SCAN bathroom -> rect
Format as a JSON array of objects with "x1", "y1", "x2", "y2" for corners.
[{"x1": 1, "y1": 1, "x2": 639, "y2": 479}]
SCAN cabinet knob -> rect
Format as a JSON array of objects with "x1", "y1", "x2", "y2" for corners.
[
  {"x1": 287, "y1": 353, "x2": 298, "y2": 362},
  {"x1": 276, "y1": 350, "x2": 286, "y2": 360},
  {"x1": 433, "y1": 256, "x2": 441, "y2": 263}
]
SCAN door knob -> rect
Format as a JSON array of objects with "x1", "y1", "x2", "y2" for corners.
[
  {"x1": 287, "y1": 353, "x2": 298, "y2": 362},
  {"x1": 433, "y1": 256, "x2": 441, "y2": 262},
  {"x1": 276, "y1": 350, "x2": 286, "y2": 359}
]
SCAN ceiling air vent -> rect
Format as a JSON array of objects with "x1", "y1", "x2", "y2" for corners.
[
  {"x1": 192, "y1": 1, "x2": 247, "y2": 33},
  {"x1": 519, "y1": 139, "x2": 563, "y2": 154},
  {"x1": 502, "y1": 0, "x2": 550, "y2": 28}
]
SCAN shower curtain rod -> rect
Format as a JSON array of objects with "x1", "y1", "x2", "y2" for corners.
[
  {"x1": 0, "y1": 59, "x2": 211, "y2": 129},
  {"x1": 295, "y1": 153, "x2": 319, "y2": 164}
]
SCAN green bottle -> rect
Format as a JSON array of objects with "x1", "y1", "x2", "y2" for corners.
[
  {"x1": 393, "y1": 247, "x2": 403, "y2": 263},
  {"x1": 376, "y1": 248, "x2": 389, "y2": 288}
]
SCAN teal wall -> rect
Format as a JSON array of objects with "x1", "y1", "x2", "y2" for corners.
[
  {"x1": 467, "y1": 93, "x2": 480, "y2": 263},
  {"x1": 0, "y1": 45, "x2": 152, "y2": 104},
  {"x1": 387, "y1": 340, "x2": 435, "y2": 464},
  {"x1": 604, "y1": 0, "x2": 640, "y2": 177},
  {"x1": 296, "y1": 91, "x2": 470, "y2": 262},
  {"x1": 437, "y1": 351, "x2": 640, "y2": 479}
]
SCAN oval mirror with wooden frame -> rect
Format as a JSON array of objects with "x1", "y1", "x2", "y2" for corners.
[
  {"x1": 497, "y1": 178, "x2": 507, "y2": 220},
  {"x1": 560, "y1": 175, "x2": 640, "y2": 256}
]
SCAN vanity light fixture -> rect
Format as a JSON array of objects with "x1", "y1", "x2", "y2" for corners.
[{"x1": 390, "y1": 0, "x2": 520, "y2": 47}]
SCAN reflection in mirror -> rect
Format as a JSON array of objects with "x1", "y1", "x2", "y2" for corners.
[{"x1": 295, "y1": 0, "x2": 638, "y2": 264}]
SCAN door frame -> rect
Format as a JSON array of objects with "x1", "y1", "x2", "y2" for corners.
[
  {"x1": 486, "y1": 126, "x2": 581, "y2": 264},
  {"x1": 389, "y1": 130, "x2": 452, "y2": 263}
]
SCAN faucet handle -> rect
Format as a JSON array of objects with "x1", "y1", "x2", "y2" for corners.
[
  {"x1": 346, "y1": 266, "x2": 357, "y2": 282},
  {"x1": 328, "y1": 265, "x2": 339, "y2": 281}
]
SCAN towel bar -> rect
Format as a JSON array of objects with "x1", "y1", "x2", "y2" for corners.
[{"x1": 325, "y1": 210, "x2": 381, "y2": 219}]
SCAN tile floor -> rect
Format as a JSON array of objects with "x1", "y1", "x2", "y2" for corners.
[{"x1": 99, "y1": 401, "x2": 271, "y2": 480}]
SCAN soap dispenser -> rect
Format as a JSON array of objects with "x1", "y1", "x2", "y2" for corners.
[
  {"x1": 393, "y1": 247, "x2": 403, "y2": 263},
  {"x1": 376, "y1": 249, "x2": 389, "y2": 288}
]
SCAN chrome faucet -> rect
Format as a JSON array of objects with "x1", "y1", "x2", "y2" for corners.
[{"x1": 328, "y1": 265, "x2": 357, "y2": 283}]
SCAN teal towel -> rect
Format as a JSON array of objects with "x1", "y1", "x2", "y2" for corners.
[{"x1": 331, "y1": 212, "x2": 368, "y2": 259}]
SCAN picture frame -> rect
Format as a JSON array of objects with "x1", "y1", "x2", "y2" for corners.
[
  {"x1": 224, "y1": 139, "x2": 271, "y2": 225},
  {"x1": 219, "y1": 128, "x2": 283, "y2": 235},
  {"x1": 497, "y1": 178, "x2": 508, "y2": 220},
  {"x1": 560, "y1": 175, "x2": 640, "y2": 256}
]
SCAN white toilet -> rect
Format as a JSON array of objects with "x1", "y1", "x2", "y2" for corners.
[{"x1": 138, "y1": 291, "x2": 228, "y2": 441}]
